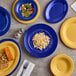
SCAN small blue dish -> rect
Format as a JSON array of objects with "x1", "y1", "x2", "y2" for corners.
[
  {"x1": 45, "y1": 0, "x2": 68, "y2": 23},
  {"x1": 15, "y1": 0, "x2": 38, "y2": 21},
  {"x1": 24, "y1": 24, "x2": 58, "y2": 58},
  {"x1": 0, "y1": 39, "x2": 21, "y2": 76},
  {"x1": 0, "y1": 7, "x2": 11, "y2": 36}
]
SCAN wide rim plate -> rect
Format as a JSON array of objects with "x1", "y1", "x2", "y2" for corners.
[
  {"x1": 24, "y1": 24, "x2": 58, "y2": 58},
  {"x1": 0, "y1": 39, "x2": 21, "y2": 76},
  {"x1": 60, "y1": 17, "x2": 76, "y2": 49},
  {"x1": 12, "y1": 0, "x2": 40, "y2": 23},
  {"x1": 0, "y1": 7, "x2": 11, "y2": 36},
  {"x1": 15, "y1": 0, "x2": 38, "y2": 21},
  {"x1": 50, "y1": 54, "x2": 74, "y2": 76},
  {"x1": 45, "y1": 0, "x2": 68, "y2": 23}
]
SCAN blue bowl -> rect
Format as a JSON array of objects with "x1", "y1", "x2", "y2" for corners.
[
  {"x1": 0, "y1": 7, "x2": 11, "y2": 36},
  {"x1": 45, "y1": 0, "x2": 68, "y2": 23},
  {"x1": 0, "y1": 39, "x2": 22, "y2": 76},
  {"x1": 24, "y1": 24, "x2": 58, "y2": 58},
  {"x1": 15, "y1": 0, "x2": 38, "y2": 21}
]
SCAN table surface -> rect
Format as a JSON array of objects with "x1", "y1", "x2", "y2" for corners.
[{"x1": 0, "y1": 0, "x2": 76, "y2": 76}]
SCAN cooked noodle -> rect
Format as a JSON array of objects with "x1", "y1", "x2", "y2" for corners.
[{"x1": 32, "y1": 33, "x2": 50, "y2": 50}]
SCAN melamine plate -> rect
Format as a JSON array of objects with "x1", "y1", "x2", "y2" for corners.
[
  {"x1": 0, "y1": 39, "x2": 21, "y2": 76},
  {"x1": 24, "y1": 24, "x2": 58, "y2": 58},
  {"x1": 60, "y1": 17, "x2": 76, "y2": 49},
  {"x1": 15, "y1": 0, "x2": 38, "y2": 21},
  {"x1": 50, "y1": 54, "x2": 74, "y2": 76},
  {"x1": 0, "y1": 7, "x2": 11, "y2": 36},
  {"x1": 12, "y1": 0, "x2": 40, "y2": 23},
  {"x1": 45, "y1": 0, "x2": 68, "y2": 23}
]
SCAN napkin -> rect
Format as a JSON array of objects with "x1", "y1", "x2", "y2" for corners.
[
  {"x1": 71, "y1": 1, "x2": 76, "y2": 12},
  {"x1": 16, "y1": 60, "x2": 35, "y2": 76}
]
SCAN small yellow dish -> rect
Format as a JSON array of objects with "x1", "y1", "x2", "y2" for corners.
[
  {"x1": 0, "y1": 41, "x2": 20, "y2": 76},
  {"x1": 60, "y1": 17, "x2": 76, "y2": 49},
  {"x1": 50, "y1": 54, "x2": 74, "y2": 76},
  {"x1": 12, "y1": 0, "x2": 40, "y2": 24}
]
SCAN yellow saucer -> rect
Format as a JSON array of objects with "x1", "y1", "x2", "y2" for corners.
[
  {"x1": 50, "y1": 54, "x2": 74, "y2": 76},
  {"x1": 60, "y1": 17, "x2": 76, "y2": 49},
  {"x1": 0, "y1": 41, "x2": 20, "y2": 76},
  {"x1": 12, "y1": 0, "x2": 40, "y2": 24}
]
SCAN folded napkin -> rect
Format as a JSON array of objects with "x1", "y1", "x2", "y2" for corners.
[
  {"x1": 71, "y1": 1, "x2": 76, "y2": 12},
  {"x1": 16, "y1": 60, "x2": 35, "y2": 76}
]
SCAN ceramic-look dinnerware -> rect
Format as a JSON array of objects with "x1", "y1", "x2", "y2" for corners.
[
  {"x1": 12, "y1": 0, "x2": 40, "y2": 23},
  {"x1": 60, "y1": 17, "x2": 76, "y2": 49},
  {"x1": 0, "y1": 39, "x2": 21, "y2": 76},
  {"x1": 0, "y1": 7, "x2": 11, "y2": 36},
  {"x1": 45, "y1": 0, "x2": 68, "y2": 23},
  {"x1": 50, "y1": 54, "x2": 74, "y2": 76},
  {"x1": 24, "y1": 24, "x2": 58, "y2": 58}
]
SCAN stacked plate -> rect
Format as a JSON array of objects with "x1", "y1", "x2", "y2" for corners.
[
  {"x1": 12, "y1": 0, "x2": 40, "y2": 23},
  {"x1": 0, "y1": 39, "x2": 21, "y2": 76}
]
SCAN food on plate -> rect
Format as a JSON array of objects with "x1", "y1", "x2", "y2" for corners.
[
  {"x1": 21, "y1": 3, "x2": 34, "y2": 17},
  {"x1": 0, "y1": 51, "x2": 9, "y2": 69},
  {"x1": 32, "y1": 33, "x2": 50, "y2": 50},
  {"x1": 4, "y1": 47, "x2": 14, "y2": 61},
  {"x1": 0, "y1": 59, "x2": 9, "y2": 69},
  {"x1": 0, "y1": 47, "x2": 14, "y2": 69}
]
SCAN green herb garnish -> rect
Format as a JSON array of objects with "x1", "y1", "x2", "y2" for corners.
[{"x1": 21, "y1": 3, "x2": 34, "y2": 17}]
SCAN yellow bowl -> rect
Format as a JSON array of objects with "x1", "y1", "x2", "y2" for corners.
[
  {"x1": 60, "y1": 17, "x2": 76, "y2": 49},
  {"x1": 0, "y1": 41, "x2": 20, "y2": 76},
  {"x1": 50, "y1": 54, "x2": 74, "y2": 76},
  {"x1": 12, "y1": 0, "x2": 40, "y2": 24}
]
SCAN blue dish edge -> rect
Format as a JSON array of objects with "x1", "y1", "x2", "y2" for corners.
[{"x1": 0, "y1": 38, "x2": 21, "y2": 76}]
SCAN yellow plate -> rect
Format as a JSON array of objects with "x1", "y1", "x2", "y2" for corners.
[
  {"x1": 60, "y1": 17, "x2": 76, "y2": 49},
  {"x1": 50, "y1": 54, "x2": 74, "y2": 76},
  {"x1": 12, "y1": 0, "x2": 40, "y2": 24},
  {"x1": 0, "y1": 41, "x2": 20, "y2": 76}
]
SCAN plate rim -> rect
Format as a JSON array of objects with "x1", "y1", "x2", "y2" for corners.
[{"x1": 15, "y1": 0, "x2": 38, "y2": 21}]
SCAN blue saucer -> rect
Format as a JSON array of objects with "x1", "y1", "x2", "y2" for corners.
[
  {"x1": 24, "y1": 24, "x2": 58, "y2": 58},
  {"x1": 0, "y1": 7, "x2": 11, "y2": 36},
  {"x1": 15, "y1": 0, "x2": 38, "y2": 21},
  {"x1": 45, "y1": 0, "x2": 68, "y2": 23}
]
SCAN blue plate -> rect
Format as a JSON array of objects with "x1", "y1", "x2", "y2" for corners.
[
  {"x1": 15, "y1": 0, "x2": 38, "y2": 21},
  {"x1": 24, "y1": 24, "x2": 58, "y2": 58},
  {"x1": 0, "y1": 39, "x2": 21, "y2": 76},
  {"x1": 0, "y1": 7, "x2": 11, "y2": 36},
  {"x1": 45, "y1": 0, "x2": 68, "y2": 23}
]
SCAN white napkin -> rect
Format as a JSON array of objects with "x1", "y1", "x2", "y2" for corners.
[
  {"x1": 71, "y1": 1, "x2": 76, "y2": 12},
  {"x1": 16, "y1": 60, "x2": 35, "y2": 76}
]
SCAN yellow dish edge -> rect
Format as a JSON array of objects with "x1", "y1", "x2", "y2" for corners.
[
  {"x1": 12, "y1": 0, "x2": 40, "y2": 24},
  {"x1": 50, "y1": 54, "x2": 74, "y2": 76},
  {"x1": 0, "y1": 41, "x2": 20, "y2": 76},
  {"x1": 60, "y1": 17, "x2": 76, "y2": 49}
]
